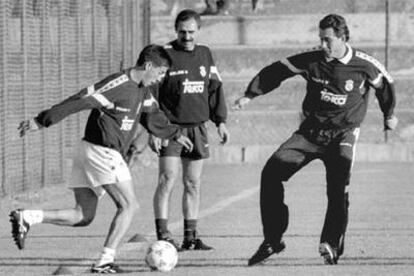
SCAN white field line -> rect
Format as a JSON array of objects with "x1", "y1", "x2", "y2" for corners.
[
  {"x1": 119, "y1": 185, "x2": 259, "y2": 254},
  {"x1": 120, "y1": 168, "x2": 383, "y2": 252},
  {"x1": 168, "y1": 185, "x2": 259, "y2": 233},
  {"x1": 64, "y1": 168, "x2": 381, "y2": 273}
]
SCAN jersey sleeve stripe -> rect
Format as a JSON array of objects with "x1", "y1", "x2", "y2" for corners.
[
  {"x1": 370, "y1": 73, "x2": 383, "y2": 86},
  {"x1": 91, "y1": 94, "x2": 114, "y2": 109},
  {"x1": 281, "y1": 58, "x2": 304, "y2": 74},
  {"x1": 209, "y1": 66, "x2": 222, "y2": 81},
  {"x1": 86, "y1": 85, "x2": 95, "y2": 96},
  {"x1": 96, "y1": 74, "x2": 129, "y2": 94},
  {"x1": 355, "y1": 51, "x2": 394, "y2": 83}
]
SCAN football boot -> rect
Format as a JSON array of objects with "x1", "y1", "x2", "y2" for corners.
[
  {"x1": 9, "y1": 209, "x2": 30, "y2": 250},
  {"x1": 91, "y1": 263, "x2": 125, "y2": 274},
  {"x1": 319, "y1": 242, "x2": 338, "y2": 265},
  {"x1": 248, "y1": 240, "x2": 286, "y2": 266}
]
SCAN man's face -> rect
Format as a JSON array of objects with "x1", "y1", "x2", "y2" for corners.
[
  {"x1": 319, "y1": 27, "x2": 346, "y2": 59},
  {"x1": 176, "y1": 18, "x2": 199, "y2": 51},
  {"x1": 142, "y1": 64, "x2": 168, "y2": 87}
]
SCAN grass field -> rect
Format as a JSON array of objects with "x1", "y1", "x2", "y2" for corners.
[{"x1": 0, "y1": 161, "x2": 413, "y2": 275}]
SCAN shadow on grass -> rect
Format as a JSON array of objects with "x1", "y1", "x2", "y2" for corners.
[
  {"x1": 0, "y1": 256, "x2": 413, "y2": 268},
  {"x1": 2, "y1": 227, "x2": 413, "y2": 240}
]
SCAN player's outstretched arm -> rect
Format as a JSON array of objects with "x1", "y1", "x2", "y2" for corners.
[{"x1": 18, "y1": 118, "x2": 42, "y2": 137}]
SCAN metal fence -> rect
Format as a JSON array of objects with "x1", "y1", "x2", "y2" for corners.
[
  {"x1": 1, "y1": 0, "x2": 413, "y2": 197},
  {"x1": 0, "y1": 0, "x2": 148, "y2": 197}
]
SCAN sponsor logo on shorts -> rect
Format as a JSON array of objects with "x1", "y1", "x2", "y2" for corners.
[
  {"x1": 183, "y1": 79, "x2": 204, "y2": 94},
  {"x1": 320, "y1": 90, "x2": 347, "y2": 106}
]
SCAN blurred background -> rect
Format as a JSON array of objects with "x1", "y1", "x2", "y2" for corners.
[{"x1": 1, "y1": 0, "x2": 413, "y2": 196}]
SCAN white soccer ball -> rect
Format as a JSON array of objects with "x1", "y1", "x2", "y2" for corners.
[{"x1": 145, "y1": 240, "x2": 178, "y2": 272}]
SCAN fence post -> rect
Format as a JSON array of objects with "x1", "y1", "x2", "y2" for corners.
[
  {"x1": 0, "y1": 0, "x2": 8, "y2": 196},
  {"x1": 76, "y1": 0, "x2": 82, "y2": 136},
  {"x1": 21, "y1": 0, "x2": 28, "y2": 190},
  {"x1": 58, "y1": 1, "x2": 66, "y2": 181},
  {"x1": 122, "y1": 0, "x2": 131, "y2": 68},
  {"x1": 40, "y1": 0, "x2": 47, "y2": 187},
  {"x1": 131, "y1": 0, "x2": 150, "y2": 62},
  {"x1": 384, "y1": 0, "x2": 390, "y2": 143},
  {"x1": 143, "y1": 0, "x2": 151, "y2": 45}
]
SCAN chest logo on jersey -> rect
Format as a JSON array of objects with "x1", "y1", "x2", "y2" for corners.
[
  {"x1": 120, "y1": 116, "x2": 134, "y2": 131},
  {"x1": 199, "y1": 66, "x2": 206, "y2": 77},
  {"x1": 320, "y1": 90, "x2": 347, "y2": 106},
  {"x1": 345, "y1": 79, "x2": 354, "y2": 92},
  {"x1": 183, "y1": 79, "x2": 204, "y2": 94}
]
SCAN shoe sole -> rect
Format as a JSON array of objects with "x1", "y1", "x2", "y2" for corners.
[
  {"x1": 181, "y1": 239, "x2": 214, "y2": 251},
  {"x1": 247, "y1": 242, "x2": 286, "y2": 266},
  {"x1": 319, "y1": 243, "x2": 337, "y2": 265},
  {"x1": 181, "y1": 246, "x2": 214, "y2": 251},
  {"x1": 91, "y1": 262, "x2": 125, "y2": 274},
  {"x1": 9, "y1": 211, "x2": 27, "y2": 250}
]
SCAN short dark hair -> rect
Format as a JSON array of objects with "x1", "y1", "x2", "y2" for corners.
[
  {"x1": 319, "y1": 14, "x2": 350, "y2": 42},
  {"x1": 135, "y1": 44, "x2": 172, "y2": 68},
  {"x1": 174, "y1": 9, "x2": 201, "y2": 30}
]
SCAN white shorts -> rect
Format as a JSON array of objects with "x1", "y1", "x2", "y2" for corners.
[{"x1": 68, "y1": 140, "x2": 132, "y2": 197}]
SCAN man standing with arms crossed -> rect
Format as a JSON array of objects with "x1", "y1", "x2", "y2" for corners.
[
  {"x1": 150, "y1": 9, "x2": 229, "y2": 250},
  {"x1": 234, "y1": 14, "x2": 397, "y2": 265},
  {"x1": 10, "y1": 45, "x2": 193, "y2": 273}
]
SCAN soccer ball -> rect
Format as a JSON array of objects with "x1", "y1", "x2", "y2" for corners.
[{"x1": 145, "y1": 240, "x2": 178, "y2": 272}]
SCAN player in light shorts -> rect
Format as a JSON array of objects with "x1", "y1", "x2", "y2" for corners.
[
  {"x1": 9, "y1": 44, "x2": 193, "y2": 274},
  {"x1": 69, "y1": 140, "x2": 132, "y2": 198}
]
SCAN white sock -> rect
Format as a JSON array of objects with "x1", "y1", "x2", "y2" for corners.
[
  {"x1": 22, "y1": 210, "x2": 44, "y2": 226},
  {"x1": 97, "y1": 247, "x2": 116, "y2": 266}
]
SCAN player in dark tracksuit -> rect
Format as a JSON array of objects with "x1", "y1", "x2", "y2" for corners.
[
  {"x1": 234, "y1": 14, "x2": 398, "y2": 266},
  {"x1": 149, "y1": 9, "x2": 229, "y2": 251}
]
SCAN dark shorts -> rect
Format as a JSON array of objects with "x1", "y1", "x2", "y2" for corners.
[{"x1": 159, "y1": 123, "x2": 210, "y2": 160}]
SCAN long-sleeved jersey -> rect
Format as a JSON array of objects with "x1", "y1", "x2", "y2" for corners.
[
  {"x1": 152, "y1": 40, "x2": 227, "y2": 126},
  {"x1": 34, "y1": 69, "x2": 182, "y2": 159},
  {"x1": 244, "y1": 44, "x2": 396, "y2": 130}
]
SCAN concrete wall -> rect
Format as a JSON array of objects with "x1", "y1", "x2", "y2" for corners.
[
  {"x1": 151, "y1": 13, "x2": 414, "y2": 46},
  {"x1": 146, "y1": 10, "x2": 414, "y2": 163}
]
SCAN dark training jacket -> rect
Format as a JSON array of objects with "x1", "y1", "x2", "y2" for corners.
[
  {"x1": 34, "y1": 69, "x2": 181, "y2": 159},
  {"x1": 244, "y1": 45, "x2": 396, "y2": 130},
  {"x1": 152, "y1": 40, "x2": 227, "y2": 127}
]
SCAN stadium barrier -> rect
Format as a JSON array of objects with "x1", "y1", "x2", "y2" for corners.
[
  {"x1": 1, "y1": 0, "x2": 413, "y2": 197},
  {"x1": 0, "y1": 0, "x2": 148, "y2": 197}
]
